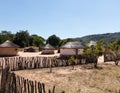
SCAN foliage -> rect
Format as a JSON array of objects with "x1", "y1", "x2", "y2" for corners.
[
  {"x1": 69, "y1": 56, "x2": 75, "y2": 62},
  {"x1": 108, "y1": 38, "x2": 120, "y2": 53},
  {"x1": 46, "y1": 34, "x2": 61, "y2": 48},
  {"x1": 59, "y1": 38, "x2": 76, "y2": 47},
  {"x1": 0, "y1": 31, "x2": 14, "y2": 43},
  {"x1": 69, "y1": 56, "x2": 76, "y2": 70},
  {"x1": 83, "y1": 40, "x2": 104, "y2": 67},
  {"x1": 76, "y1": 32, "x2": 120, "y2": 43},
  {"x1": 31, "y1": 34, "x2": 45, "y2": 47},
  {"x1": 13, "y1": 30, "x2": 30, "y2": 47},
  {"x1": 84, "y1": 40, "x2": 104, "y2": 58},
  {"x1": 106, "y1": 38, "x2": 120, "y2": 65}
]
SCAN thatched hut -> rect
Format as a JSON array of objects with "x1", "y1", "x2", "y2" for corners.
[
  {"x1": 60, "y1": 41, "x2": 84, "y2": 56},
  {"x1": 41, "y1": 44, "x2": 55, "y2": 54},
  {"x1": 24, "y1": 47, "x2": 36, "y2": 52},
  {"x1": 0, "y1": 40, "x2": 19, "y2": 56}
]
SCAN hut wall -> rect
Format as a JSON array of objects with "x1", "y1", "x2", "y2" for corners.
[
  {"x1": 60, "y1": 49, "x2": 76, "y2": 55},
  {"x1": 78, "y1": 49, "x2": 84, "y2": 55},
  {"x1": 0, "y1": 47, "x2": 19, "y2": 56},
  {"x1": 98, "y1": 55, "x2": 104, "y2": 63},
  {"x1": 60, "y1": 48, "x2": 83, "y2": 56}
]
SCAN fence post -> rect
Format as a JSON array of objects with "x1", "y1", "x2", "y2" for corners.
[
  {"x1": 42, "y1": 83, "x2": 46, "y2": 93},
  {"x1": 0, "y1": 57, "x2": 66, "y2": 93},
  {"x1": 38, "y1": 82, "x2": 42, "y2": 93},
  {"x1": 0, "y1": 66, "x2": 2, "y2": 92},
  {"x1": 52, "y1": 86, "x2": 55, "y2": 93},
  {"x1": 1, "y1": 67, "x2": 9, "y2": 93},
  {"x1": 61, "y1": 91, "x2": 65, "y2": 93}
]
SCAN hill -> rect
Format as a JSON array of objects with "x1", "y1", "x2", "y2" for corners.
[{"x1": 75, "y1": 32, "x2": 120, "y2": 42}]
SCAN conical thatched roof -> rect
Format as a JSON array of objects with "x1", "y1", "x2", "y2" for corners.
[
  {"x1": 61, "y1": 41, "x2": 84, "y2": 49},
  {"x1": 0, "y1": 40, "x2": 19, "y2": 48},
  {"x1": 43, "y1": 44, "x2": 55, "y2": 50}
]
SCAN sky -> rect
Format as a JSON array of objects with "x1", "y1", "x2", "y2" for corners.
[{"x1": 0, "y1": 0, "x2": 120, "y2": 39}]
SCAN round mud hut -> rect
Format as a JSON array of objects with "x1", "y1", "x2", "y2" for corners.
[
  {"x1": 41, "y1": 44, "x2": 55, "y2": 54},
  {"x1": 60, "y1": 41, "x2": 84, "y2": 56},
  {"x1": 0, "y1": 40, "x2": 19, "y2": 56}
]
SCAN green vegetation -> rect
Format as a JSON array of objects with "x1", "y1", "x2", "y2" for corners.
[
  {"x1": 31, "y1": 34, "x2": 45, "y2": 47},
  {"x1": 1, "y1": 30, "x2": 120, "y2": 65},
  {"x1": 0, "y1": 31, "x2": 14, "y2": 43},
  {"x1": 1, "y1": 30, "x2": 120, "y2": 48},
  {"x1": 59, "y1": 38, "x2": 76, "y2": 47},
  {"x1": 69, "y1": 56, "x2": 76, "y2": 70},
  {"x1": 83, "y1": 40, "x2": 104, "y2": 68},
  {"x1": 13, "y1": 30, "x2": 30, "y2": 47},
  {"x1": 46, "y1": 34, "x2": 61, "y2": 48},
  {"x1": 106, "y1": 38, "x2": 120, "y2": 65},
  {"x1": 0, "y1": 30, "x2": 45, "y2": 48},
  {"x1": 76, "y1": 32, "x2": 120, "y2": 43}
]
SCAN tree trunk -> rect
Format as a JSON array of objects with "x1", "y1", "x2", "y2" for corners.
[
  {"x1": 94, "y1": 62, "x2": 97, "y2": 68},
  {"x1": 115, "y1": 60, "x2": 119, "y2": 65},
  {"x1": 72, "y1": 65, "x2": 74, "y2": 70},
  {"x1": 94, "y1": 58, "x2": 98, "y2": 68}
]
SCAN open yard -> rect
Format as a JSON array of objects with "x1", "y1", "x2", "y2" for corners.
[{"x1": 14, "y1": 63, "x2": 120, "y2": 93}]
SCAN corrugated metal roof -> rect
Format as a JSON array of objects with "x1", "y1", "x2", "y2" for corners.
[
  {"x1": 0, "y1": 40, "x2": 19, "y2": 48},
  {"x1": 61, "y1": 41, "x2": 84, "y2": 49}
]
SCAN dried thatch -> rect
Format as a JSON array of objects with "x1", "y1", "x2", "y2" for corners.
[
  {"x1": 0, "y1": 40, "x2": 19, "y2": 48},
  {"x1": 43, "y1": 44, "x2": 55, "y2": 50},
  {"x1": 24, "y1": 47, "x2": 36, "y2": 52},
  {"x1": 61, "y1": 41, "x2": 84, "y2": 49}
]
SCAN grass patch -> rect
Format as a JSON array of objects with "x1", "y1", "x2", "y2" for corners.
[{"x1": 14, "y1": 64, "x2": 120, "y2": 93}]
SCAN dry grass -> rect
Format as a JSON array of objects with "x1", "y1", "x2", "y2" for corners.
[{"x1": 14, "y1": 63, "x2": 120, "y2": 93}]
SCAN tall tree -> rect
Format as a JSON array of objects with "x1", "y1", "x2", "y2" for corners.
[
  {"x1": 83, "y1": 40, "x2": 104, "y2": 68},
  {"x1": 0, "y1": 31, "x2": 14, "y2": 43},
  {"x1": 31, "y1": 34, "x2": 45, "y2": 47},
  {"x1": 59, "y1": 38, "x2": 76, "y2": 47},
  {"x1": 46, "y1": 35, "x2": 61, "y2": 48},
  {"x1": 13, "y1": 30, "x2": 30, "y2": 47},
  {"x1": 106, "y1": 38, "x2": 120, "y2": 65}
]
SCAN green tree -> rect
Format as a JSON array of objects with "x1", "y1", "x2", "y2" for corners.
[
  {"x1": 69, "y1": 56, "x2": 77, "y2": 70},
  {"x1": 59, "y1": 38, "x2": 76, "y2": 47},
  {"x1": 83, "y1": 40, "x2": 104, "y2": 68},
  {"x1": 0, "y1": 31, "x2": 14, "y2": 43},
  {"x1": 13, "y1": 30, "x2": 30, "y2": 47},
  {"x1": 46, "y1": 35, "x2": 61, "y2": 48},
  {"x1": 107, "y1": 38, "x2": 120, "y2": 65},
  {"x1": 31, "y1": 34, "x2": 45, "y2": 47}
]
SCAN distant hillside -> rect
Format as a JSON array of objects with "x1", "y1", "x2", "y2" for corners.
[{"x1": 76, "y1": 32, "x2": 120, "y2": 42}]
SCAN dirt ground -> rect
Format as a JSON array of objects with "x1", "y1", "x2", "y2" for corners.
[
  {"x1": 18, "y1": 51, "x2": 60, "y2": 57},
  {"x1": 14, "y1": 62, "x2": 120, "y2": 93},
  {"x1": 2, "y1": 52, "x2": 119, "y2": 93}
]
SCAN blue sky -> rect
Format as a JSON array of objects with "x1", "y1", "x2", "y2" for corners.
[{"x1": 0, "y1": 0, "x2": 120, "y2": 39}]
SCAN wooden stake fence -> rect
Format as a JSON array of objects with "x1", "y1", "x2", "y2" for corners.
[
  {"x1": 0, "y1": 67, "x2": 63, "y2": 93},
  {"x1": 0, "y1": 56, "x2": 86, "y2": 93},
  {"x1": 0, "y1": 56, "x2": 84, "y2": 71}
]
